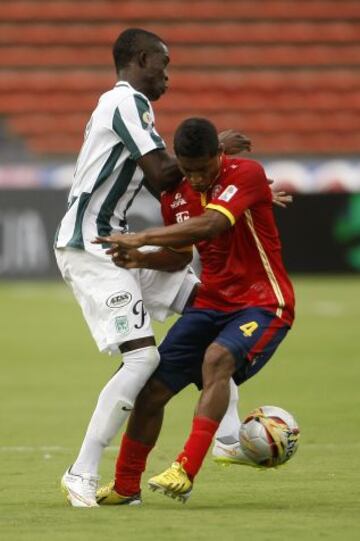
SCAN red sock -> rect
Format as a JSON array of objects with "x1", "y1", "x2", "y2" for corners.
[
  {"x1": 114, "y1": 433, "x2": 153, "y2": 496},
  {"x1": 176, "y1": 415, "x2": 220, "y2": 480}
]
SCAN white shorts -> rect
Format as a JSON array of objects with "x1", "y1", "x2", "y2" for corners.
[{"x1": 55, "y1": 248, "x2": 199, "y2": 355}]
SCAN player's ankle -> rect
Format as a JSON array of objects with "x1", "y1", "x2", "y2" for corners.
[{"x1": 114, "y1": 481, "x2": 140, "y2": 497}]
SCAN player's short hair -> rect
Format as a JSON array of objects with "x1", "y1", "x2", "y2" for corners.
[
  {"x1": 113, "y1": 28, "x2": 165, "y2": 72},
  {"x1": 174, "y1": 118, "x2": 219, "y2": 158}
]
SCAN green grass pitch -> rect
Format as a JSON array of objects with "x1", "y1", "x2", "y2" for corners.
[{"x1": 1, "y1": 277, "x2": 360, "y2": 541}]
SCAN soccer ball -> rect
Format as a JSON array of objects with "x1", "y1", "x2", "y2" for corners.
[{"x1": 239, "y1": 405, "x2": 300, "y2": 468}]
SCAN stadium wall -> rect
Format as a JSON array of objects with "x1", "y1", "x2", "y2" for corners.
[{"x1": 0, "y1": 186, "x2": 359, "y2": 279}]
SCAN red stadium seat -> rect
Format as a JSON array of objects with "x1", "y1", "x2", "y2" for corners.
[
  {"x1": 0, "y1": 22, "x2": 358, "y2": 45},
  {"x1": 1, "y1": 45, "x2": 359, "y2": 69},
  {"x1": 0, "y1": 0, "x2": 359, "y2": 156},
  {"x1": 1, "y1": 1, "x2": 360, "y2": 21}
]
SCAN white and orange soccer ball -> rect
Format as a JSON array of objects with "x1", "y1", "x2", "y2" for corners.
[{"x1": 239, "y1": 406, "x2": 300, "y2": 468}]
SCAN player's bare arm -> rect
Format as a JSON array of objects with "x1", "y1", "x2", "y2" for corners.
[
  {"x1": 111, "y1": 246, "x2": 192, "y2": 271},
  {"x1": 94, "y1": 208, "x2": 230, "y2": 252},
  {"x1": 138, "y1": 150, "x2": 182, "y2": 192}
]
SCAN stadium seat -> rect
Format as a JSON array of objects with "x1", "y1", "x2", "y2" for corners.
[
  {"x1": 1, "y1": 1, "x2": 360, "y2": 21},
  {"x1": 0, "y1": 22, "x2": 358, "y2": 45},
  {"x1": 0, "y1": 0, "x2": 359, "y2": 156}
]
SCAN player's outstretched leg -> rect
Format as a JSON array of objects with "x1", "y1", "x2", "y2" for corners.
[
  {"x1": 211, "y1": 378, "x2": 258, "y2": 466},
  {"x1": 149, "y1": 343, "x2": 235, "y2": 502},
  {"x1": 212, "y1": 436, "x2": 258, "y2": 467},
  {"x1": 61, "y1": 346, "x2": 160, "y2": 507},
  {"x1": 148, "y1": 414, "x2": 220, "y2": 503}
]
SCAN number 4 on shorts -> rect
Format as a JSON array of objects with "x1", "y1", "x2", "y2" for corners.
[{"x1": 239, "y1": 321, "x2": 259, "y2": 337}]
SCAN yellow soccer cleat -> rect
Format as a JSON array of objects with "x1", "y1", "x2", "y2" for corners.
[
  {"x1": 148, "y1": 461, "x2": 193, "y2": 503},
  {"x1": 96, "y1": 481, "x2": 141, "y2": 506}
]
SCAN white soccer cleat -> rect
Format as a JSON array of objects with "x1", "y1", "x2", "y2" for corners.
[
  {"x1": 61, "y1": 467, "x2": 100, "y2": 507},
  {"x1": 212, "y1": 436, "x2": 259, "y2": 467}
]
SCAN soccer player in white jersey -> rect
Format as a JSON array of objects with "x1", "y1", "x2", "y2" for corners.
[{"x1": 55, "y1": 28, "x2": 251, "y2": 508}]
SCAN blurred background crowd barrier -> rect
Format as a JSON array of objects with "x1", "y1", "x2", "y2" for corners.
[{"x1": 0, "y1": 0, "x2": 359, "y2": 279}]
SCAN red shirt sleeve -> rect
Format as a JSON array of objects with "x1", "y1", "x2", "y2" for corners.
[
  {"x1": 160, "y1": 191, "x2": 194, "y2": 254},
  {"x1": 206, "y1": 160, "x2": 271, "y2": 225},
  {"x1": 160, "y1": 192, "x2": 175, "y2": 226}
]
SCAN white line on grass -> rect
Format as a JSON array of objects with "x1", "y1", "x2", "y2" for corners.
[
  {"x1": 2, "y1": 443, "x2": 360, "y2": 453},
  {"x1": 0, "y1": 446, "x2": 120, "y2": 452}
]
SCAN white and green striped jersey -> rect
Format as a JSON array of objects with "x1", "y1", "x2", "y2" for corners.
[{"x1": 55, "y1": 81, "x2": 165, "y2": 254}]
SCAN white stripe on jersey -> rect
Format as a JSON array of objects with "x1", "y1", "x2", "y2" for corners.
[{"x1": 55, "y1": 81, "x2": 165, "y2": 254}]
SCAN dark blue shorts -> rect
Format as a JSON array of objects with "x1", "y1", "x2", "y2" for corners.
[{"x1": 154, "y1": 306, "x2": 289, "y2": 394}]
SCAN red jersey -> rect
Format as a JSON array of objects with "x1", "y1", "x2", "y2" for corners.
[{"x1": 161, "y1": 156, "x2": 295, "y2": 326}]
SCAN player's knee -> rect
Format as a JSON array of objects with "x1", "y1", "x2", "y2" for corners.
[
  {"x1": 202, "y1": 343, "x2": 235, "y2": 385},
  {"x1": 97, "y1": 346, "x2": 160, "y2": 411},
  {"x1": 122, "y1": 345, "x2": 160, "y2": 379},
  {"x1": 141, "y1": 346, "x2": 161, "y2": 372}
]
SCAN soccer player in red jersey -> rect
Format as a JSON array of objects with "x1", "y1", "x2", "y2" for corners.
[{"x1": 94, "y1": 117, "x2": 295, "y2": 504}]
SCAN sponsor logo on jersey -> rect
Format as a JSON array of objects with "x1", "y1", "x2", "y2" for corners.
[
  {"x1": 115, "y1": 316, "x2": 130, "y2": 335},
  {"x1": 106, "y1": 291, "x2": 132, "y2": 308},
  {"x1": 170, "y1": 192, "x2": 187, "y2": 208},
  {"x1": 175, "y1": 211, "x2": 190, "y2": 223},
  {"x1": 218, "y1": 184, "x2": 238, "y2": 202}
]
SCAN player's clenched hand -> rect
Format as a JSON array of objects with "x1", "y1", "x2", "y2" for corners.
[
  {"x1": 110, "y1": 248, "x2": 144, "y2": 269},
  {"x1": 92, "y1": 232, "x2": 146, "y2": 251},
  {"x1": 219, "y1": 130, "x2": 251, "y2": 154},
  {"x1": 271, "y1": 191, "x2": 293, "y2": 208}
]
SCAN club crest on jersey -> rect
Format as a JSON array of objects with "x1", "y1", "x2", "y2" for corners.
[
  {"x1": 170, "y1": 192, "x2": 187, "y2": 208},
  {"x1": 142, "y1": 111, "x2": 152, "y2": 125},
  {"x1": 106, "y1": 291, "x2": 132, "y2": 308},
  {"x1": 114, "y1": 316, "x2": 130, "y2": 335},
  {"x1": 218, "y1": 184, "x2": 238, "y2": 202},
  {"x1": 175, "y1": 211, "x2": 190, "y2": 223}
]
